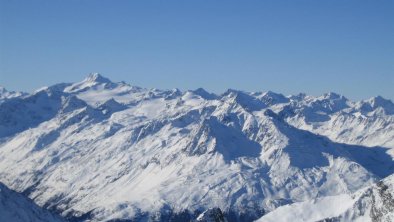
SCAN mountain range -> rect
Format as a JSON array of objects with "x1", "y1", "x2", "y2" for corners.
[{"x1": 0, "y1": 73, "x2": 393, "y2": 222}]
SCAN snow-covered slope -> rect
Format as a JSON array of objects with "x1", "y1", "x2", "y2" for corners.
[
  {"x1": 256, "y1": 174, "x2": 394, "y2": 222},
  {"x1": 284, "y1": 92, "x2": 394, "y2": 149},
  {"x1": 0, "y1": 182, "x2": 64, "y2": 222},
  {"x1": 0, "y1": 73, "x2": 393, "y2": 222},
  {"x1": 0, "y1": 86, "x2": 27, "y2": 104}
]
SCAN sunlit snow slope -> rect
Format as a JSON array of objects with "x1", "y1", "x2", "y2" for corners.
[{"x1": 256, "y1": 174, "x2": 394, "y2": 222}]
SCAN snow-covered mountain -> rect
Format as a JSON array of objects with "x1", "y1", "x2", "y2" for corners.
[
  {"x1": 285, "y1": 92, "x2": 394, "y2": 150},
  {"x1": 256, "y1": 174, "x2": 394, "y2": 222},
  {"x1": 0, "y1": 182, "x2": 64, "y2": 222},
  {"x1": 0, "y1": 73, "x2": 393, "y2": 222},
  {"x1": 0, "y1": 86, "x2": 27, "y2": 104}
]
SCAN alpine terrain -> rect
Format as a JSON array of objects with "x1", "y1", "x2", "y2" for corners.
[
  {"x1": 0, "y1": 182, "x2": 64, "y2": 222},
  {"x1": 0, "y1": 73, "x2": 393, "y2": 222}
]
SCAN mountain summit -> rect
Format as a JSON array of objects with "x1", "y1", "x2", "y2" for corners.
[{"x1": 84, "y1": 73, "x2": 112, "y2": 84}]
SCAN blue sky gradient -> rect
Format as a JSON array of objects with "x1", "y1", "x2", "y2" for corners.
[{"x1": 0, "y1": 0, "x2": 393, "y2": 100}]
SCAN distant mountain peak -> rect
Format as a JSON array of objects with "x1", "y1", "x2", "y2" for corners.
[
  {"x1": 289, "y1": 93, "x2": 308, "y2": 101},
  {"x1": 84, "y1": 73, "x2": 112, "y2": 84},
  {"x1": 0, "y1": 86, "x2": 27, "y2": 102},
  {"x1": 222, "y1": 88, "x2": 241, "y2": 97},
  {"x1": 362, "y1": 95, "x2": 394, "y2": 115},
  {"x1": 321, "y1": 92, "x2": 342, "y2": 100},
  {"x1": 369, "y1": 95, "x2": 393, "y2": 107},
  {"x1": 191, "y1": 88, "x2": 218, "y2": 100},
  {"x1": 259, "y1": 91, "x2": 289, "y2": 105},
  {"x1": 64, "y1": 73, "x2": 115, "y2": 93},
  {"x1": 263, "y1": 90, "x2": 280, "y2": 96},
  {"x1": 0, "y1": 86, "x2": 7, "y2": 93}
]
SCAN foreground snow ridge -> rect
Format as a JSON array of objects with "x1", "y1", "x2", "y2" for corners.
[
  {"x1": 0, "y1": 73, "x2": 393, "y2": 222},
  {"x1": 256, "y1": 175, "x2": 394, "y2": 222}
]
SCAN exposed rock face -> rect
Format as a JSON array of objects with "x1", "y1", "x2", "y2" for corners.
[{"x1": 197, "y1": 208, "x2": 227, "y2": 222}]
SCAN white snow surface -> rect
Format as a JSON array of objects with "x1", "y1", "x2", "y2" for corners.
[
  {"x1": 0, "y1": 74, "x2": 393, "y2": 221},
  {"x1": 256, "y1": 174, "x2": 394, "y2": 222},
  {"x1": 0, "y1": 86, "x2": 27, "y2": 104}
]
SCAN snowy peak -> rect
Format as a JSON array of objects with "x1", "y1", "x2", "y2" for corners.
[
  {"x1": 0, "y1": 86, "x2": 7, "y2": 94},
  {"x1": 353, "y1": 96, "x2": 394, "y2": 115},
  {"x1": 255, "y1": 91, "x2": 289, "y2": 106},
  {"x1": 284, "y1": 92, "x2": 352, "y2": 124},
  {"x1": 263, "y1": 108, "x2": 394, "y2": 176},
  {"x1": 191, "y1": 88, "x2": 218, "y2": 100},
  {"x1": 64, "y1": 73, "x2": 115, "y2": 93},
  {"x1": 0, "y1": 86, "x2": 27, "y2": 102},
  {"x1": 164, "y1": 88, "x2": 183, "y2": 100},
  {"x1": 365, "y1": 96, "x2": 394, "y2": 115},
  {"x1": 312, "y1": 92, "x2": 349, "y2": 112},
  {"x1": 84, "y1": 73, "x2": 112, "y2": 84},
  {"x1": 320, "y1": 92, "x2": 343, "y2": 100},
  {"x1": 222, "y1": 89, "x2": 267, "y2": 111}
]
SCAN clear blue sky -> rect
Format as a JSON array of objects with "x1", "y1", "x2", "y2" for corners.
[{"x1": 1, "y1": 0, "x2": 393, "y2": 100}]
